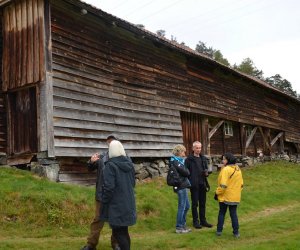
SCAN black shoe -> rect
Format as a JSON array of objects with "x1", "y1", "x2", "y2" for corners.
[
  {"x1": 193, "y1": 223, "x2": 202, "y2": 229},
  {"x1": 201, "y1": 222, "x2": 213, "y2": 228},
  {"x1": 81, "y1": 246, "x2": 96, "y2": 250}
]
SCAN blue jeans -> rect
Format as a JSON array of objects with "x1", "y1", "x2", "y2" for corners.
[
  {"x1": 217, "y1": 202, "x2": 239, "y2": 234},
  {"x1": 176, "y1": 188, "x2": 190, "y2": 229}
]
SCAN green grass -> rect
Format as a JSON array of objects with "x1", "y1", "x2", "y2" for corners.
[{"x1": 0, "y1": 161, "x2": 300, "y2": 250}]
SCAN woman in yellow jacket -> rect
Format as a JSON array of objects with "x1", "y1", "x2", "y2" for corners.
[{"x1": 215, "y1": 153, "x2": 243, "y2": 238}]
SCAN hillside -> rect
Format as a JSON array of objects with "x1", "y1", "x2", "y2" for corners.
[{"x1": 0, "y1": 162, "x2": 300, "y2": 250}]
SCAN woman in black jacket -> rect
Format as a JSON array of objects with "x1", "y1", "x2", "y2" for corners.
[
  {"x1": 101, "y1": 140, "x2": 136, "y2": 250},
  {"x1": 170, "y1": 144, "x2": 191, "y2": 234}
]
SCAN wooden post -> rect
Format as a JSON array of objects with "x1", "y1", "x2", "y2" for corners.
[
  {"x1": 280, "y1": 136, "x2": 284, "y2": 153},
  {"x1": 258, "y1": 127, "x2": 271, "y2": 155},
  {"x1": 201, "y1": 117, "x2": 209, "y2": 155},
  {"x1": 240, "y1": 124, "x2": 246, "y2": 156},
  {"x1": 245, "y1": 126, "x2": 258, "y2": 149}
]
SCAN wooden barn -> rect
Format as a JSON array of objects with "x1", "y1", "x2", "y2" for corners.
[{"x1": 0, "y1": 0, "x2": 299, "y2": 182}]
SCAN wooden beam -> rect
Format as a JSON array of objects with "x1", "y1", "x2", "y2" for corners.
[
  {"x1": 271, "y1": 132, "x2": 283, "y2": 146},
  {"x1": 245, "y1": 126, "x2": 258, "y2": 149},
  {"x1": 201, "y1": 117, "x2": 209, "y2": 155},
  {"x1": 208, "y1": 120, "x2": 224, "y2": 139},
  {"x1": 240, "y1": 124, "x2": 246, "y2": 156},
  {"x1": 258, "y1": 127, "x2": 271, "y2": 153},
  {"x1": 280, "y1": 136, "x2": 284, "y2": 153}
]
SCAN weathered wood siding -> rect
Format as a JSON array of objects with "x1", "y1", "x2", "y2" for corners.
[
  {"x1": 50, "y1": 3, "x2": 183, "y2": 157},
  {"x1": 180, "y1": 112, "x2": 202, "y2": 155},
  {"x1": 49, "y1": 0, "x2": 300, "y2": 159},
  {"x1": 2, "y1": 0, "x2": 45, "y2": 91},
  {"x1": 224, "y1": 122, "x2": 241, "y2": 155},
  {"x1": 0, "y1": 10, "x2": 7, "y2": 154}
]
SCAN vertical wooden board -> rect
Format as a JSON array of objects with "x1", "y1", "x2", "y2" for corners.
[
  {"x1": 33, "y1": 0, "x2": 40, "y2": 82},
  {"x1": 26, "y1": 0, "x2": 34, "y2": 84},
  {"x1": 9, "y1": 4, "x2": 17, "y2": 89},
  {"x1": 16, "y1": 0, "x2": 22, "y2": 86},
  {"x1": 2, "y1": 8, "x2": 10, "y2": 91},
  {"x1": 37, "y1": 0, "x2": 45, "y2": 81},
  {"x1": 21, "y1": 0, "x2": 28, "y2": 85},
  {"x1": 201, "y1": 117, "x2": 208, "y2": 155}
]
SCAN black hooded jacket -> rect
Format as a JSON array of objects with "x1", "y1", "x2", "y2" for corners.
[
  {"x1": 185, "y1": 154, "x2": 208, "y2": 188},
  {"x1": 87, "y1": 151, "x2": 109, "y2": 201},
  {"x1": 100, "y1": 156, "x2": 136, "y2": 227}
]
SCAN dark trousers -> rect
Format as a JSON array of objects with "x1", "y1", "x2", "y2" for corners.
[
  {"x1": 87, "y1": 200, "x2": 118, "y2": 248},
  {"x1": 190, "y1": 184, "x2": 207, "y2": 224},
  {"x1": 111, "y1": 226, "x2": 130, "y2": 250},
  {"x1": 217, "y1": 202, "x2": 239, "y2": 235}
]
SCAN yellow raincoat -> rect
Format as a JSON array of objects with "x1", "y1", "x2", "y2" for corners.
[{"x1": 216, "y1": 165, "x2": 243, "y2": 204}]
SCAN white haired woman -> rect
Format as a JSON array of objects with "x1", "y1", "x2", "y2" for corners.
[{"x1": 100, "y1": 140, "x2": 136, "y2": 250}]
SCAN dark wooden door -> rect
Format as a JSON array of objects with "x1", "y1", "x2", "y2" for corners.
[
  {"x1": 180, "y1": 111, "x2": 202, "y2": 156},
  {"x1": 8, "y1": 87, "x2": 37, "y2": 155}
]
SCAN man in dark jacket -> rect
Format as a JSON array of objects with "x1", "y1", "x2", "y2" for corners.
[
  {"x1": 185, "y1": 141, "x2": 213, "y2": 229},
  {"x1": 81, "y1": 135, "x2": 120, "y2": 250}
]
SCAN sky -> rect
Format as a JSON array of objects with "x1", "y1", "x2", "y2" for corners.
[{"x1": 84, "y1": 0, "x2": 300, "y2": 94}]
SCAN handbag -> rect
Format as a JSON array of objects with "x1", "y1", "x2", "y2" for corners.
[{"x1": 167, "y1": 166, "x2": 180, "y2": 186}]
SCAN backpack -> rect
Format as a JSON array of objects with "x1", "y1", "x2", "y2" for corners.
[{"x1": 167, "y1": 166, "x2": 181, "y2": 186}]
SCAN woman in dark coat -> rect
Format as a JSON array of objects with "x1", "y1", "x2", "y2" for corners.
[{"x1": 101, "y1": 140, "x2": 136, "y2": 250}]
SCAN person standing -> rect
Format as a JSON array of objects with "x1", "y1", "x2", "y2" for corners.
[
  {"x1": 170, "y1": 145, "x2": 192, "y2": 234},
  {"x1": 215, "y1": 153, "x2": 244, "y2": 238},
  {"x1": 101, "y1": 140, "x2": 136, "y2": 250},
  {"x1": 81, "y1": 135, "x2": 120, "y2": 250},
  {"x1": 185, "y1": 141, "x2": 213, "y2": 229}
]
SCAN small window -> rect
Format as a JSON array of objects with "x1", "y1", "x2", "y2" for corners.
[
  {"x1": 245, "y1": 126, "x2": 252, "y2": 137},
  {"x1": 224, "y1": 121, "x2": 233, "y2": 136}
]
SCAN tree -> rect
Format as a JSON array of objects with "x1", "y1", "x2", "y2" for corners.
[
  {"x1": 156, "y1": 29, "x2": 166, "y2": 37},
  {"x1": 234, "y1": 58, "x2": 264, "y2": 80},
  {"x1": 213, "y1": 50, "x2": 230, "y2": 66},
  {"x1": 265, "y1": 74, "x2": 297, "y2": 97},
  {"x1": 195, "y1": 41, "x2": 214, "y2": 58},
  {"x1": 170, "y1": 35, "x2": 177, "y2": 43}
]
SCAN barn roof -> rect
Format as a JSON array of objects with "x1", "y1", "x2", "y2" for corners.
[{"x1": 1, "y1": 0, "x2": 298, "y2": 103}]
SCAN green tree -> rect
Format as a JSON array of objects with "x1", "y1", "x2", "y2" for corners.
[
  {"x1": 213, "y1": 50, "x2": 230, "y2": 66},
  {"x1": 195, "y1": 41, "x2": 214, "y2": 58},
  {"x1": 234, "y1": 58, "x2": 264, "y2": 79},
  {"x1": 265, "y1": 74, "x2": 297, "y2": 97}
]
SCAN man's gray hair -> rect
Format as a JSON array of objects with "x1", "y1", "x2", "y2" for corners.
[{"x1": 192, "y1": 141, "x2": 202, "y2": 147}]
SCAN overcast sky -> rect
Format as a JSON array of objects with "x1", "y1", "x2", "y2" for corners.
[{"x1": 84, "y1": 0, "x2": 300, "y2": 94}]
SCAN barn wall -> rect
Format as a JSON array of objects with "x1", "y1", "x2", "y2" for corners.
[
  {"x1": 50, "y1": 3, "x2": 183, "y2": 157},
  {"x1": 49, "y1": 0, "x2": 300, "y2": 159},
  {"x1": 2, "y1": 0, "x2": 45, "y2": 91}
]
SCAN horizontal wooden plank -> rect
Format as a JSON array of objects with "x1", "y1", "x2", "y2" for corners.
[
  {"x1": 53, "y1": 127, "x2": 182, "y2": 143},
  {"x1": 54, "y1": 138, "x2": 177, "y2": 150},
  {"x1": 53, "y1": 95, "x2": 180, "y2": 123},
  {"x1": 53, "y1": 107, "x2": 182, "y2": 130},
  {"x1": 53, "y1": 86, "x2": 179, "y2": 117},
  {"x1": 55, "y1": 147, "x2": 173, "y2": 157},
  {"x1": 53, "y1": 118, "x2": 183, "y2": 137}
]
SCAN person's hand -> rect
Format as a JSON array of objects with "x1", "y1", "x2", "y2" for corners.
[
  {"x1": 90, "y1": 153, "x2": 100, "y2": 163},
  {"x1": 214, "y1": 193, "x2": 218, "y2": 201}
]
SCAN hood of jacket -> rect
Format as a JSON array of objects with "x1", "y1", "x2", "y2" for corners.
[{"x1": 109, "y1": 156, "x2": 133, "y2": 173}]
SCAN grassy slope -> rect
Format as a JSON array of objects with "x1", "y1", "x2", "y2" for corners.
[{"x1": 0, "y1": 161, "x2": 300, "y2": 250}]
